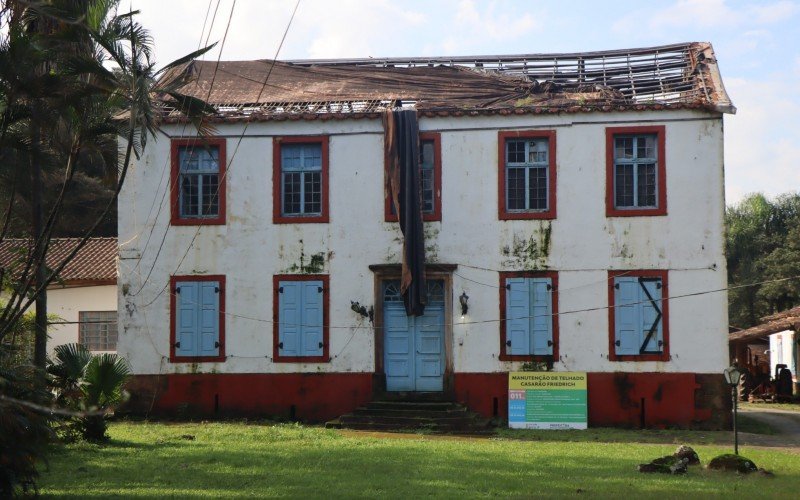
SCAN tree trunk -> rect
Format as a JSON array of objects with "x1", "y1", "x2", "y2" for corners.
[{"x1": 31, "y1": 110, "x2": 47, "y2": 369}]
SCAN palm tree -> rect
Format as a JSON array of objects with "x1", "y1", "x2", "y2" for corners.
[
  {"x1": 0, "y1": 0, "x2": 216, "y2": 364},
  {"x1": 49, "y1": 343, "x2": 131, "y2": 441}
]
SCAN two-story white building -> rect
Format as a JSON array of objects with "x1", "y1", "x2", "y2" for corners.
[{"x1": 119, "y1": 42, "x2": 735, "y2": 427}]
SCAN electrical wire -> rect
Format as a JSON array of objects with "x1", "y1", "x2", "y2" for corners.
[
  {"x1": 138, "y1": 272, "x2": 800, "y2": 331},
  {"x1": 129, "y1": 0, "x2": 239, "y2": 296},
  {"x1": 132, "y1": 0, "x2": 302, "y2": 307}
]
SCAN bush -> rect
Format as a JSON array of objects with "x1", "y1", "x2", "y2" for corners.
[
  {"x1": 49, "y1": 344, "x2": 130, "y2": 441},
  {"x1": 0, "y1": 311, "x2": 37, "y2": 371},
  {"x1": 0, "y1": 364, "x2": 56, "y2": 498}
]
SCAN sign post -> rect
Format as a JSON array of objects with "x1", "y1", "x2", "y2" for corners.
[{"x1": 508, "y1": 372, "x2": 588, "y2": 429}]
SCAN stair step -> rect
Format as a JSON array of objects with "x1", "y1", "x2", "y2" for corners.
[
  {"x1": 337, "y1": 421, "x2": 490, "y2": 432},
  {"x1": 364, "y1": 401, "x2": 466, "y2": 411},
  {"x1": 339, "y1": 414, "x2": 479, "y2": 426},
  {"x1": 353, "y1": 407, "x2": 468, "y2": 418},
  {"x1": 330, "y1": 399, "x2": 493, "y2": 434}
]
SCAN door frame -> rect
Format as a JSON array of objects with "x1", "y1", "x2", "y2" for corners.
[{"x1": 369, "y1": 264, "x2": 456, "y2": 399}]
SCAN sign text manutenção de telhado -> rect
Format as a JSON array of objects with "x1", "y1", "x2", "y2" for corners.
[{"x1": 508, "y1": 372, "x2": 588, "y2": 429}]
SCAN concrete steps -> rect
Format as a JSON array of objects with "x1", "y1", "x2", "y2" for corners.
[{"x1": 326, "y1": 400, "x2": 493, "y2": 434}]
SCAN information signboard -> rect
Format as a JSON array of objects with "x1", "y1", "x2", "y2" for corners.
[{"x1": 508, "y1": 372, "x2": 588, "y2": 429}]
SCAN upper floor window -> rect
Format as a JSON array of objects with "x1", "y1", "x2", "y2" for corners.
[
  {"x1": 608, "y1": 270, "x2": 669, "y2": 362},
  {"x1": 273, "y1": 137, "x2": 329, "y2": 223},
  {"x1": 606, "y1": 126, "x2": 666, "y2": 217},
  {"x1": 499, "y1": 271, "x2": 559, "y2": 361},
  {"x1": 498, "y1": 131, "x2": 557, "y2": 220},
  {"x1": 171, "y1": 138, "x2": 227, "y2": 225},
  {"x1": 385, "y1": 132, "x2": 441, "y2": 222}
]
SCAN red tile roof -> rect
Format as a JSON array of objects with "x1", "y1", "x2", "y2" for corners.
[
  {"x1": 729, "y1": 306, "x2": 800, "y2": 343},
  {"x1": 0, "y1": 237, "x2": 117, "y2": 285}
]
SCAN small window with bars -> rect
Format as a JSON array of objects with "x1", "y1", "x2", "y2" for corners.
[
  {"x1": 178, "y1": 145, "x2": 220, "y2": 218},
  {"x1": 613, "y1": 134, "x2": 658, "y2": 209},
  {"x1": 505, "y1": 138, "x2": 549, "y2": 212},
  {"x1": 281, "y1": 143, "x2": 322, "y2": 216},
  {"x1": 79, "y1": 311, "x2": 117, "y2": 351}
]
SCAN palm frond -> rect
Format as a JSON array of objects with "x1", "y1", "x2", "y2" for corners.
[
  {"x1": 155, "y1": 43, "x2": 217, "y2": 77},
  {"x1": 82, "y1": 353, "x2": 130, "y2": 408}
]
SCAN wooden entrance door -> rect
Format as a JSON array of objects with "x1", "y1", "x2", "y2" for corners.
[{"x1": 383, "y1": 280, "x2": 445, "y2": 392}]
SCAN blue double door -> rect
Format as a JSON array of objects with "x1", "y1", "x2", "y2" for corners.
[{"x1": 383, "y1": 280, "x2": 445, "y2": 392}]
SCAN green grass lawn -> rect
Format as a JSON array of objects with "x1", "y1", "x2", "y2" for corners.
[
  {"x1": 741, "y1": 401, "x2": 800, "y2": 412},
  {"x1": 737, "y1": 414, "x2": 781, "y2": 435},
  {"x1": 38, "y1": 422, "x2": 799, "y2": 499}
]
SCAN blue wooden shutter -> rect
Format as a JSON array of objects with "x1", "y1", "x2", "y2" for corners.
[
  {"x1": 301, "y1": 281, "x2": 324, "y2": 356},
  {"x1": 506, "y1": 278, "x2": 530, "y2": 355},
  {"x1": 531, "y1": 278, "x2": 553, "y2": 355},
  {"x1": 176, "y1": 282, "x2": 199, "y2": 356},
  {"x1": 198, "y1": 281, "x2": 220, "y2": 356},
  {"x1": 639, "y1": 279, "x2": 663, "y2": 353},
  {"x1": 278, "y1": 281, "x2": 301, "y2": 356},
  {"x1": 614, "y1": 277, "x2": 640, "y2": 355}
]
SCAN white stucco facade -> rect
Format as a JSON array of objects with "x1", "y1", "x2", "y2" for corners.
[
  {"x1": 118, "y1": 109, "x2": 728, "y2": 377},
  {"x1": 47, "y1": 284, "x2": 118, "y2": 354},
  {"x1": 770, "y1": 330, "x2": 798, "y2": 384}
]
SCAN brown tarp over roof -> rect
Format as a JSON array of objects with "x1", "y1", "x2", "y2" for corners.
[
  {"x1": 729, "y1": 306, "x2": 800, "y2": 343},
  {"x1": 159, "y1": 41, "x2": 734, "y2": 123}
]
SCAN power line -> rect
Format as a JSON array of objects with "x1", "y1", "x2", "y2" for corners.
[
  {"x1": 116, "y1": 0, "x2": 228, "y2": 366},
  {"x1": 138, "y1": 271, "x2": 800, "y2": 331},
  {"x1": 129, "y1": 0, "x2": 240, "y2": 297},
  {"x1": 119, "y1": 0, "x2": 223, "y2": 256},
  {"x1": 136, "y1": 0, "x2": 302, "y2": 309}
]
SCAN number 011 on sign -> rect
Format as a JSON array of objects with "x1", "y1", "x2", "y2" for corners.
[{"x1": 508, "y1": 372, "x2": 588, "y2": 429}]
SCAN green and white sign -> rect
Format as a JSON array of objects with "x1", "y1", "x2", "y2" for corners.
[{"x1": 508, "y1": 372, "x2": 588, "y2": 429}]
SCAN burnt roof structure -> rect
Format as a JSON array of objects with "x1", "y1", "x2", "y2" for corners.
[{"x1": 160, "y1": 41, "x2": 734, "y2": 123}]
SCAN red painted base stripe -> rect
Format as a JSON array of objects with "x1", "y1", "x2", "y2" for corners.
[{"x1": 124, "y1": 371, "x2": 728, "y2": 428}]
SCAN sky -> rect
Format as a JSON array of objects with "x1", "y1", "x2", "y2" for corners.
[{"x1": 132, "y1": 0, "x2": 800, "y2": 206}]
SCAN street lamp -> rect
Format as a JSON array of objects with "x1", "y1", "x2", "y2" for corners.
[{"x1": 723, "y1": 364, "x2": 743, "y2": 455}]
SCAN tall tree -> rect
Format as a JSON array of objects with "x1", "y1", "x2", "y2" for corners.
[
  {"x1": 0, "y1": 0, "x2": 216, "y2": 366},
  {"x1": 726, "y1": 192, "x2": 800, "y2": 328}
]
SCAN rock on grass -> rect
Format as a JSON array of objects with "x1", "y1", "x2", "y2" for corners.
[
  {"x1": 674, "y1": 445, "x2": 700, "y2": 465},
  {"x1": 637, "y1": 456, "x2": 688, "y2": 474},
  {"x1": 707, "y1": 454, "x2": 758, "y2": 474}
]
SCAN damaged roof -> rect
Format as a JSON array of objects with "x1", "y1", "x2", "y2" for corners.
[
  {"x1": 0, "y1": 237, "x2": 117, "y2": 285},
  {"x1": 160, "y1": 41, "x2": 735, "y2": 123},
  {"x1": 729, "y1": 306, "x2": 800, "y2": 343}
]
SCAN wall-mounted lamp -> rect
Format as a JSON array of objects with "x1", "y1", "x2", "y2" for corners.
[{"x1": 459, "y1": 291, "x2": 469, "y2": 317}]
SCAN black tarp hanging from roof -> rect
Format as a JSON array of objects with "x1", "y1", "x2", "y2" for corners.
[{"x1": 383, "y1": 108, "x2": 426, "y2": 316}]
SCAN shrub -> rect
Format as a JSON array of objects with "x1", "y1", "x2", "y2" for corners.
[
  {"x1": 0, "y1": 364, "x2": 56, "y2": 498},
  {"x1": 49, "y1": 344, "x2": 130, "y2": 441}
]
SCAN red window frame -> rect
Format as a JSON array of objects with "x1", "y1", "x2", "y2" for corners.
[
  {"x1": 384, "y1": 132, "x2": 442, "y2": 222},
  {"x1": 607, "y1": 269, "x2": 670, "y2": 362},
  {"x1": 605, "y1": 125, "x2": 667, "y2": 217},
  {"x1": 272, "y1": 274, "x2": 331, "y2": 363},
  {"x1": 499, "y1": 270, "x2": 559, "y2": 361},
  {"x1": 169, "y1": 274, "x2": 226, "y2": 363},
  {"x1": 498, "y1": 130, "x2": 557, "y2": 220},
  {"x1": 170, "y1": 137, "x2": 227, "y2": 226},
  {"x1": 273, "y1": 136, "x2": 330, "y2": 224}
]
